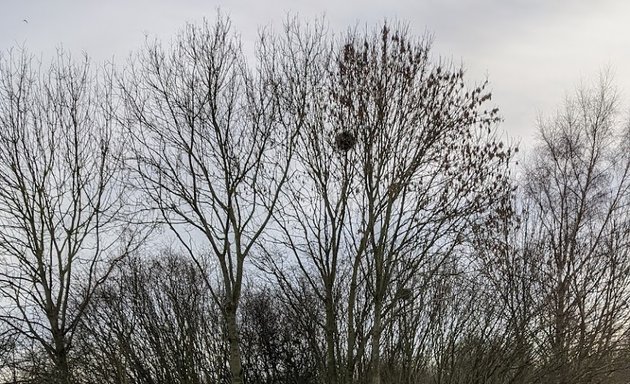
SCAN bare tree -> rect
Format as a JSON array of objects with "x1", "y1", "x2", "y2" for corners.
[
  {"x1": 519, "y1": 74, "x2": 630, "y2": 383},
  {"x1": 267, "y1": 22, "x2": 515, "y2": 384},
  {"x1": 472, "y1": 205, "x2": 542, "y2": 384},
  {"x1": 336, "y1": 25, "x2": 513, "y2": 384},
  {"x1": 240, "y1": 285, "x2": 321, "y2": 383},
  {"x1": 0, "y1": 50, "x2": 135, "y2": 383},
  {"x1": 121, "y1": 17, "x2": 308, "y2": 383},
  {"x1": 76, "y1": 250, "x2": 229, "y2": 384},
  {"x1": 474, "y1": 74, "x2": 630, "y2": 384}
]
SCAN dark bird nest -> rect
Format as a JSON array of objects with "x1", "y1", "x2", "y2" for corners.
[
  {"x1": 397, "y1": 288, "x2": 413, "y2": 301},
  {"x1": 335, "y1": 130, "x2": 357, "y2": 152}
]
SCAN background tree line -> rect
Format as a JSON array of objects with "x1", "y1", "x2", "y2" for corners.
[{"x1": 0, "y1": 16, "x2": 629, "y2": 384}]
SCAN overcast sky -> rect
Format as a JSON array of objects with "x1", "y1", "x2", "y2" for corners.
[{"x1": 2, "y1": 0, "x2": 630, "y2": 149}]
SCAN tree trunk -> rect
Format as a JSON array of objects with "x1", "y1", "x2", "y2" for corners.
[
  {"x1": 53, "y1": 342, "x2": 71, "y2": 384},
  {"x1": 50, "y1": 318, "x2": 71, "y2": 384},
  {"x1": 345, "y1": 253, "x2": 362, "y2": 384},
  {"x1": 226, "y1": 304, "x2": 244, "y2": 384},
  {"x1": 324, "y1": 290, "x2": 337, "y2": 384},
  {"x1": 370, "y1": 294, "x2": 383, "y2": 384}
]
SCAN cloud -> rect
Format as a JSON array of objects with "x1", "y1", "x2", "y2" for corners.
[{"x1": 1, "y1": 0, "x2": 629, "y2": 148}]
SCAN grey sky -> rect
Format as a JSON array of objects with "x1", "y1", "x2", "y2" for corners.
[{"x1": 2, "y1": 0, "x2": 630, "y2": 149}]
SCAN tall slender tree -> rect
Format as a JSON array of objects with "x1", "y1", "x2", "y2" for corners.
[
  {"x1": 121, "y1": 17, "x2": 312, "y2": 383},
  {"x1": 520, "y1": 74, "x2": 630, "y2": 383},
  {"x1": 0, "y1": 50, "x2": 134, "y2": 383}
]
